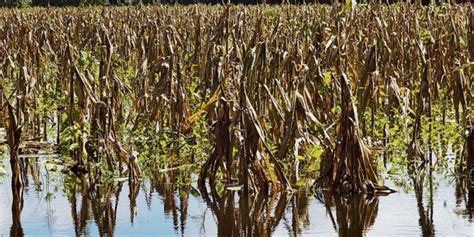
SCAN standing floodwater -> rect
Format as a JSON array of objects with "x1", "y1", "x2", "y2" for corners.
[{"x1": 0, "y1": 157, "x2": 473, "y2": 236}]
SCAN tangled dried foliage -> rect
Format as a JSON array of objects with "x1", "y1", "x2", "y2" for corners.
[{"x1": 0, "y1": 4, "x2": 472, "y2": 194}]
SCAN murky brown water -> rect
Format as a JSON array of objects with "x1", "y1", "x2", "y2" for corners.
[{"x1": 0, "y1": 156, "x2": 473, "y2": 236}]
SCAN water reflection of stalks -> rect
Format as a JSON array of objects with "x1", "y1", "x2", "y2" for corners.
[
  {"x1": 70, "y1": 182, "x2": 90, "y2": 236},
  {"x1": 455, "y1": 177, "x2": 474, "y2": 221},
  {"x1": 90, "y1": 183, "x2": 121, "y2": 236},
  {"x1": 316, "y1": 192, "x2": 379, "y2": 237},
  {"x1": 21, "y1": 157, "x2": 41, "y2": 189},
  {"x1": 150, "y1": 170, "x2": 191, "y2": 234},
  {"x1": 10, "y1": 186, "x2": 24, "y2": 237},
  {"x1": 411, "y1": 168, "x2": 435, "y2": 237},
  {"x1": 68, "y1": 180, "x2": 127, "y2": 236},
  {"x1": 288, "y1": 192, "x2": 310, "y2": 236},
  {"x1": 465, "y1": 129, "x2": 474, "y2": 176},
  {"x1": 129, "y1": 180, "x2": 139, "y2": 225},
  {"x1": 199, "y1": 185, "x2": 290, "y2": 237}
]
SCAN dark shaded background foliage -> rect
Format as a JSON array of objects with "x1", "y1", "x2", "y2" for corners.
[{"x1": 0, "y1": 0, "x2": 466, "y2": 8}]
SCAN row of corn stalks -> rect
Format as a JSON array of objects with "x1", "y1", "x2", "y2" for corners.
[{"x1": 0, "y1": 4, "x2": 472, "y2": 194}]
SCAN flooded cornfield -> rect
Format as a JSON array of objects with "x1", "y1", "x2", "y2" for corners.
[{"x1": 0, "y1": 3, "x2": 473, "y2": 236}]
